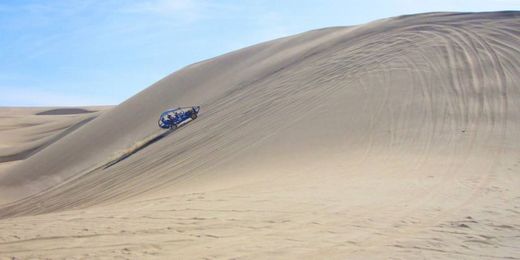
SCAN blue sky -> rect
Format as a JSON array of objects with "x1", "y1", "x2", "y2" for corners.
[{"x1": 1, "y1": 0, "x2": 519, "y2": 106}]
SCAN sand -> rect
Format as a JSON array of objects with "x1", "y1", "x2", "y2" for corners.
[
  {"x1": 0, "y1": 11, "x2": 519, "y2": 259},
  {"x1": 0, "y1": 107, "x2": 108, "y2": 178},
  {"x1": 35, "y1": 108, "x2": 95, "y2": 116}
]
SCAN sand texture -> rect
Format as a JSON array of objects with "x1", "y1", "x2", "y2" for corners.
[
  {"x1": 0, "y1": 12, "x2": 519, "y2": 259},
  {"x1": 0, "y1": 107, "x2": 108, "y2": 184}
]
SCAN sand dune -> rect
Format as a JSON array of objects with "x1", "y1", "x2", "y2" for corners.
[
  {"x1": 0, "y1": 12, "x2": 519, "y2": 259},
  {"x1": 35, "y1": 108, "x2": 95, "y2": 116},
  {"x1": 0, "y1": 107, "x2": 108, "y2": 182}
]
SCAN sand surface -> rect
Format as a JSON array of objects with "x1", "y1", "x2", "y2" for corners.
[
  {"x1": 0, "y1": 12, "x2": 519, "y2": 259},
  {"x1": 0, "y1": 107, "x2": 108, "y2": 180}
]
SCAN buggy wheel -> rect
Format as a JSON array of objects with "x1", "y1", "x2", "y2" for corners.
[
  {"x1": 191, "y1": 113, "x2": 198, "y2": 120},
  {"x1": 170, "y1": 124, "x2": 177, "y2": 130}
]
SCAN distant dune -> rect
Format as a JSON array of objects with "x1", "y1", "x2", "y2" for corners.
[
  {"x1": 35, "y1": 108, "x2": 94, "y2": 116},
  {"x1": 0, "y1": 12, "x2": 519, "y2": 259},
  {"x1": 0, "y1": 107, "x2": 108, "y2": 175}
]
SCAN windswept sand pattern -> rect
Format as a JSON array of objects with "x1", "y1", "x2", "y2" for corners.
[{"x1": 0, "y1": 12, "x2": 519, "y2": 259}]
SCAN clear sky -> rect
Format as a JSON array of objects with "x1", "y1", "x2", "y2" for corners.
[{"x1": 1, "y1": 0, "x2": 519, "y2": 106}]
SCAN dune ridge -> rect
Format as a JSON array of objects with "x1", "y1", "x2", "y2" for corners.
[
  {"x1": 0, "y1": 12, "x2": 519, "y2": 259},
  {"x1": 0, "y1": 107, "x2": 107, "y2": 176},
  {"x1": 35, "y1": 108, "x2": 94, "y2": 116}
]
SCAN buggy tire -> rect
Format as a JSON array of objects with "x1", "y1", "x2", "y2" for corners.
[
  {"x1": 191, "y1": 113, "x2": 198, "y2": 120},
  {"x1": 170, "y1": 124, "x2": 177, "y2": 130}
]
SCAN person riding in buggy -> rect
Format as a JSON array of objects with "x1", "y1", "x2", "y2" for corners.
[{"x1": 158, "y1": 106, "x2": 200, "y2": 129}]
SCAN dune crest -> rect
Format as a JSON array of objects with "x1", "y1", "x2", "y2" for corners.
[{"x1": 35, "y1": 108, "x2": 94, "y2": 115}]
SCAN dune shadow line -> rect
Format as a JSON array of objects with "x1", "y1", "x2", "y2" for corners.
[{"x1": 0, "y1": 116, "x2": 97, "y2": 163}]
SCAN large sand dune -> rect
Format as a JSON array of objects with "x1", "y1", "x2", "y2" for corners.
[{"x1": 0, "y1": 12, "x2": 519, "y2": 259}]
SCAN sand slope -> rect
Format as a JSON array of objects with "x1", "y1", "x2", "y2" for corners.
[
  {"x1": 0, "y1": 107, "x2": 108, "y2": 183},
  {"x1": 0, "y1": 12, "x2": 519, "y2": 259}
]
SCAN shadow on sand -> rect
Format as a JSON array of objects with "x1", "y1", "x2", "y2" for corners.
[{"x1": 103, "y1": 128, "x2": 175, "y2": 169}]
